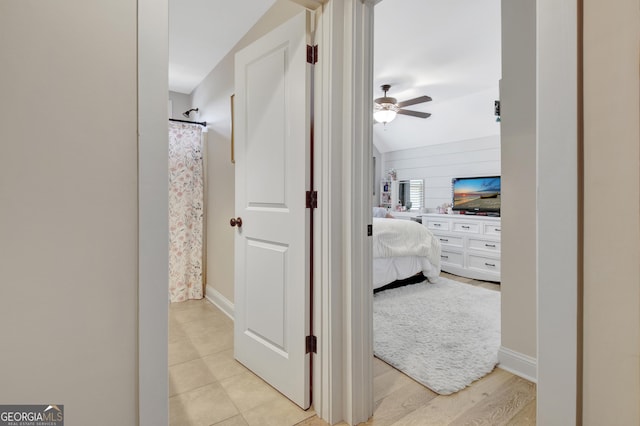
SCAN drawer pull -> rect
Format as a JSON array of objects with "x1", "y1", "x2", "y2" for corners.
[
  {"x1": 441, "y1": 255, "x2": 449, "y2": 259},
  {"x1": 485, "y1": 262, "x2": 496, "y2": 267},
  {"x1": 440, "y1": 238, "x2": 449, "y2": 242},
  {"x1": 461, "y1": 225, "x2": 470, "y2": 229},
  {"x1": 433, "y1": 223, "x2": 441, "y2": 227},
  {"x1": 485, "y1": 243, "x2": 496, "y2": 248},
  {"x1": 494, "y1": 228, "x2": 501, "y2": 232}
]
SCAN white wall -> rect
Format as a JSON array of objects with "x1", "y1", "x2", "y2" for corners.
[
  {"x1": 380, "y1": 135, "x2": 500, "y2": 210},
  {"x1": 190, "y1": 0, "x2": 306, "y2": 304},
  {"x1": 0, "y1": 1, "x2": 139, "y2": 424},
  {"x1": 169, "y1": 90, "x2": 192, "y2": 119}
]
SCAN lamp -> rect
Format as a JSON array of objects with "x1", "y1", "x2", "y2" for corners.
[
  {"x1": 373, "y1": 84, "x2": 399, "y2": 124},
  {"x1": 374, "y1": 102, "x2": 399, "y2": 124}
]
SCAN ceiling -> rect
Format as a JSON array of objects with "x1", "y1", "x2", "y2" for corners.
[
  {"x1": 373, "y1": 0, "x2": 501, "y2": 152},
  {"x1": 168, "y1": 0, "x2": 501, "y2": 152},
  {"x1": 169, "y1": 0, "x2": 277, "y2": 94}
]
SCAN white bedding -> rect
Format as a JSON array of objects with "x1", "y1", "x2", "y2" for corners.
[{"x1": 372, "y1": 218, "x2": 441, "y2": 289}]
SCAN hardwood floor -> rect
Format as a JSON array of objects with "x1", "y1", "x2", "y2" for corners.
[
  {"x1": 361, "y1": 358, "x2": 535, "y2": 426},
  {"x1": 169, "y1": 273, "x2": 536, "y2": 425}
]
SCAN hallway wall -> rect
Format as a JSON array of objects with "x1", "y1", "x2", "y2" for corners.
[
  {"x1": 583, "y1": 0, "x2": 640, "y2": 423},
  {"x1": 169, "y1": 91, "x2": 192, "y2": 119},
  {"x1": 0, "y1": 1, "x2": 139, "y2": 423}
]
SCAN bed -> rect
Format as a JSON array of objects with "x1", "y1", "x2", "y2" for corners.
[{"x1": 372, "y1": 217, "x2": 441, "y2": 290}]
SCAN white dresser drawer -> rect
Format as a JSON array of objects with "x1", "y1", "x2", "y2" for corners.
[
  {"x1": 452, "y1": 221, "x2": 480, "y2": 233},
  {"x1": 484, "y1": 223, "x2": 502, "y2": 236},
  {"x1": 468, "y1": 255, "x2": 501, "y2": 273},
  {"x1": 440, "y1": 250, "x2": 463, "y2": 267},
  {"x1": 426, "y1": 220, "x2": 450, "y2": 231},
  {"x1": 468, "y1": 238, "x2": 501, "y2": 253},
  {"x1": 421, "y1": 213, "x2": 501, "y2": 281},
  {"x1": 436, "y1": 235, "x2": 463, "y2": 248}
]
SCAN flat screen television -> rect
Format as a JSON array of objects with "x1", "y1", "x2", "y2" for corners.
[{"x1": 451, "y1": 176, "x2": 501, "y2": 215}]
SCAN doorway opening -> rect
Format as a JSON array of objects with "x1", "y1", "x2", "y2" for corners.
[
  {"x1": 369, "y1": 0, "x2": 515, "y2": 412},
  {"x1": 347, "y1": 0, "x2": 580, "y2": 423},
  {"x1": 139, "y1": 1, "x2": 580, "y2": 424}
]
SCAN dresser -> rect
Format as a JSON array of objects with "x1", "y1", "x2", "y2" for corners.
[{"x1": 422, "y1": 213, "x2": 501, "y2": 282}]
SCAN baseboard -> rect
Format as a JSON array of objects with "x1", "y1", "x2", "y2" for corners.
[
  {"x1": 498, "y1": 346, "x2": 537, "y2": 383},
  {"x1": 205, "y1": 288, "x2": 234, "y2": 321}
]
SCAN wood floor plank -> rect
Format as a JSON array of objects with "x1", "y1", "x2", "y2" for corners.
[
  {"x1": 505, "y1": 399, "x2": 536, "y2": 425},
  {"x1": 361, "y1": 379, "x2": 438, "y2": 426},
  {"x1": 374, "y1": 356, "x2": 395, "y2": 378},
  {"x1": 448, "y1": 376, "x2": 536, "y2": 426},
  {"x1": 388, "y1": 368, "x2": 513, "y2": 425},
  {"x1": 374, "y1": 368, "x2": 416, "y2": 403}
]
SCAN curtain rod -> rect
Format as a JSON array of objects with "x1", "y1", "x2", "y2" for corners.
[{"x1": 169, "y1": 118, "x2": 207, "y2": 127}]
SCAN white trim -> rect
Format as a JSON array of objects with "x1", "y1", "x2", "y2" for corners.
[
  {"x1": 341, "y1": 0, "x2": 375, "y2": 424},
  {"x1": 536, "y1": 0, "x2": 579, "y2": 424},
  {"x1": 316, "y1": 0, "x2": 376, "y2": 424},
  {"x1": 205, "y1": 289, "x2": 235, "y2": 320},
  {"x1": 315, "y1": 2, "x2": 345, "y2": 423},
  {"x1": 138, "y1": 0, "x2": 169, "y2": 424},
  {"x1": 498, "y1": 346, "x2": 537, "y2": 384}
]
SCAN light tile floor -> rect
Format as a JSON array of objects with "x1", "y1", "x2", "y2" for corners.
[{"x1": 169, "y1": 298, "x2": 319, "y2": 426}]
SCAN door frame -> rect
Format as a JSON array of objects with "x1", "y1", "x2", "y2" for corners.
[
  {"x1": 535, "y1": 1, "x2": 581, "y2": 424},
  {"x1": 138, "y1": 0, "x2": 170, "y2": 424},
  {"x1": 320, "y1": 0, "x2": 580, "y2": 424},
  {"x1": 322, "y1": 0, "x2": 582, "y2": 424},
  {"x1": 313, "y1": 1, "x2": 376, "y2": 423},
  {"x1": 137, "y1": 0, "x2": 580, "y2": 424}
]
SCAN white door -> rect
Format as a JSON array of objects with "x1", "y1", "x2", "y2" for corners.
[{"x1": 233, "y1": 11, "x2": 312, "y2": 409}]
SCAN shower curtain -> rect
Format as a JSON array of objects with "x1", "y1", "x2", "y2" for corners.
[{"x1": 168, "y1": 121, "x2": 204, "y2": 302}]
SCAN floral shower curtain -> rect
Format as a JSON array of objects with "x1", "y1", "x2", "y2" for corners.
[{"x1": 169, "y1": 121, "x2": 204, "y2": 302}]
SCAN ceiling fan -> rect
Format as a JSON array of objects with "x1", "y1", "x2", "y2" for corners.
[{"x1": 374, "y1": 84, "x2": 432, "y2": 124}]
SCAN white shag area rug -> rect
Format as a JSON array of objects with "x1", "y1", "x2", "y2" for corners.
[{"x1": 373, "y1": 277, "x2": 501, "y2": 395}]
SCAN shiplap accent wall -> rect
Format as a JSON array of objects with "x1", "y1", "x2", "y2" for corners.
[{"x1": 381, "y1": 135, "x2": 501, "y2": 210}]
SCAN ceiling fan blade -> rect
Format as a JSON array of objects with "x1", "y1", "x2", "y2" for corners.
[
  {"x1": 397, "y1": 95, "x2": 432, "y2": 108},
  {"x1": 397, "y1": 109, "x2": 431, "y2": 119}
]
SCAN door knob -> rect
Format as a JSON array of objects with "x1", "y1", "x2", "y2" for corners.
[{"x1": 230, "y1": 217, "x2": 243, "y2": 228}]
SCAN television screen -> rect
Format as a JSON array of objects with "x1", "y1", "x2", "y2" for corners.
[{"x1": 452, "y1": 176, "x2": 501, "y2": 214}]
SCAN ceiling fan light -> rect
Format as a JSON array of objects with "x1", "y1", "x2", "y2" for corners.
[
  {"x1": 374, "y1": 109, "x2": 397, "y2": 123},
  {"x1": 374, "y1": 103, "x2": 399, "y2": 124}
]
